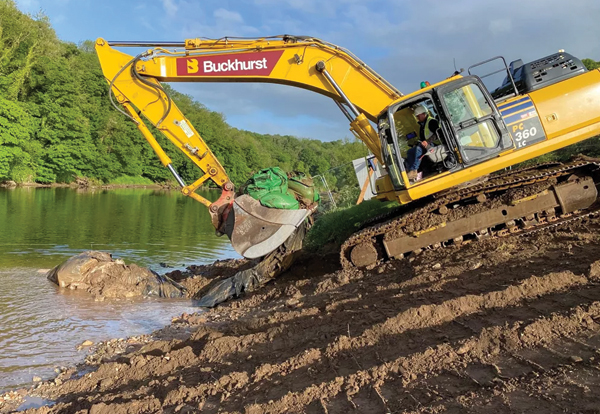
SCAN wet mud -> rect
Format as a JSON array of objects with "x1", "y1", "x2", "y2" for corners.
[{"x1": 4, "y1": 217, "x2": 600, "y2": 413}]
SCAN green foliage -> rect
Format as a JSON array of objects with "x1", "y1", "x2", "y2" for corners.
[
  {"x1": 334, "y1": 186, "x2": 361, "y2": 208},
  {"x1": 0, "y1": 97, "x2": 34, "y2": 181},
  {"x1": 0, "y1": 1, "x2": 369, "y2": 189},
  {"x1": 582, "y1": 59, "x2": 600, "y2": 71},
  {"x1": 305, "y1": 199, "x2": 400, "y2": 251}
]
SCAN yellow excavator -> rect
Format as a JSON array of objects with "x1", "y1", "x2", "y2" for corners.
[{"x1": 95, "y1": 35, "x2": 600, "y2": 268}]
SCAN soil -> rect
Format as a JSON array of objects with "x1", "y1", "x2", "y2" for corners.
[{"x1": 4, "y1": 217, "x2": 600, "y2": 413}]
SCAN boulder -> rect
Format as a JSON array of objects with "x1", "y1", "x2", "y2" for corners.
[{"x1": 47, "y1": 251, "x2": 185, "y2": 299}]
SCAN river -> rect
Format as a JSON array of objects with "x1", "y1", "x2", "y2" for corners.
[{"x1": 0, "y1": 186, "x2": 239, "y2": 392}]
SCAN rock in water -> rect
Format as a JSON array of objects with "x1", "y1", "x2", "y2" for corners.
[{"x1": 46, "y1": 251, "x2": 185, "y2": 299}]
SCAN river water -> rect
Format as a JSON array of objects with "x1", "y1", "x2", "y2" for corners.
[{"x1": 0, "y1": 187, "x2": 239, "y2": 392}]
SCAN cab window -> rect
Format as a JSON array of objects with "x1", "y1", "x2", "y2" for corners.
[
  {"x1": 382, "y1": 132, "x2": 404, "y2": 189},
  {"x1": 443, "y1": 84, "x2": 501, "y2": 152},
  {"x1": 377, "y1": 118, "x2": 405, "y2": 190},
  {"x1": 443, "y1": 83, "x2": 492, "y2": 124}
]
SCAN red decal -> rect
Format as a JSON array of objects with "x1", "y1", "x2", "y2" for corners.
[
  {"x1": 176, "y1": 50, "x2": 284, "y2": 77},
  {"x1": 520, "y1": 110, "x2": 537, "y2": 120}
]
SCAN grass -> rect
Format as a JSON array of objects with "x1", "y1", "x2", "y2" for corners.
[
  {"x1": 108, "y1": 176, "x2": 156, "y2": 186},
  {"x1": 305, "y1": 198, "x2": 401, "y2": 251}
]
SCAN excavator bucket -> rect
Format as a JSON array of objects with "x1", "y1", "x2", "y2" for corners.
[{"x1": 226, "y1": 195, "x2": 311, "y2": 259}]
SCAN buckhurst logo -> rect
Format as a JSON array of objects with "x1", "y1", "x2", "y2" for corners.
[
  {"x1": 203, "y1": 57, "x2": 268, "y2": 73},
  {"x1": 177, "y1": 50, "x2": 284, "y2": 77}
]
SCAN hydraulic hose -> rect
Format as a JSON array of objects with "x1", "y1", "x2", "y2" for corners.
[
  {"x1": 108, "y1": 54, "x2": 141, "y2": 124},
  {"x1": 107, "y1": 51, "x2": 173, "y2": 127},
  {"x1": 130, "y1": 54, "x2": 172, "y2": 127}
]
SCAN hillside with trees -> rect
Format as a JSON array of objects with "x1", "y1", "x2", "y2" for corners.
[
  {"x1": 0, "y1": 0, "x2": 367, "y2": 191},
  {"x1": 2, "y1": 0, "x2": 600, "y2": 194}
]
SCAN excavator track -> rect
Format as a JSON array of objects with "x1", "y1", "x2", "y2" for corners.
[{"x1": 341, "y1": 160, "x2": 600, "y2": 269}]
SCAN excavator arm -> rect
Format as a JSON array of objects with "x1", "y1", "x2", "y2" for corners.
[{"x1": 94, "y1": 35, "x2": 401, "y2": 258}]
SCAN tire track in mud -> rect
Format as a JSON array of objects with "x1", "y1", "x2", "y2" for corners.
[
  {"x1": 243, "y1": 305, "x2": 600, "y2": 413},
  {"x1": 239, "y1": 275, "x2": 600, "y2": 408},
  {"x1": 324, "y1": 271, "x2": 588, "y2": 358},
  {"x1": 408, "y1": 361, "x2": 600, "y2": 414},
  {"x1": 237, "y1": 275, "x2": 600, "y2": 414},
  {"x1": 161, "y1": 266, "x2": 600, "y2": 411},
  {"x1": 401, "y1": 320, "x2": 600, "y2": 413}
]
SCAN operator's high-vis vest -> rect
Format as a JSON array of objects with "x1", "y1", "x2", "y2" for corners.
[{"x1": 408, "y1": 116, "x2": 437, "y2": 147}]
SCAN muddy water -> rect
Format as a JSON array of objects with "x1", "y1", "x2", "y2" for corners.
[{"x1": 0, "y1": 187, "x2": 239, "y2": 392}]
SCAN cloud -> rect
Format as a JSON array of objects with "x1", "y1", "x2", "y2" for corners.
[
  {"x1": 162, "y1": 0, "x2": 178, "y2": 17},
  {"x1": 213, "y1": 8, "x2": 243, "y2": 24},
  {"x1": 253, "y1": 0, "x2": 325, "y2": 13},
  {"x1": 172, "y1": 83, "x2": 350, "y2": 141},
  {"x1": 17, "y1": 0, "x2": 600, "y2": 142},
  {"x1": 138, "y1": 16, "x2": 155, "y2": 32},
  {"x1": 53, "y1": 13, "x2": 66, "y2": 25},
  {"x1": 327, "y1": 0, "x2": 600, "y2": 94},
  {"x1": 160, "y1": 0, "x2": 600, "y2": 141}
]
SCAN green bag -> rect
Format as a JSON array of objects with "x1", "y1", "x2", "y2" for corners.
[
  {"x1": 241, "y1": 167, "x2": 297, "y2": 210},
  {"x1": 259, "y1": 192, "x2": 300, "y2": 210},
  {"x1": 242, "y1": 167, "x2": 288, "y2": 201},
  {"x1": 241, "y1": 167, "x2": 318, "y2": 210},
  {"x1": 288, "y1": 175, "x2": 320, "y2": 203}
]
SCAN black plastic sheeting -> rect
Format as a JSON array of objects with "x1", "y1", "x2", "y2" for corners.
[
  {"x1": 196, "y1": 221, "x2": 308, "y2": 308},
  {"x1": 145, "y1": 271, "x2": 187, "y2": 298}
]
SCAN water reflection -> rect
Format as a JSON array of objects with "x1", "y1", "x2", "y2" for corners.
[
  {"x1": 0, "y1": 187, "x2": 240, "y2": 392},
  {"x1": 0, "y1": 187, "x2": 239, "y2": 269}
]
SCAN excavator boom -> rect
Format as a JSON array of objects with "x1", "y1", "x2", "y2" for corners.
[
  {"x1": 95, "y1": 36, "x2": 402, "y2": 161},
  {"x1": 94, "y1": 35, "x2": 403, "y2": 258}
]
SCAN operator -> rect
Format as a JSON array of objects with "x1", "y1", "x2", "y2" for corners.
[{"x1": 406, "y1": 105, "x2": 439, "y2": 181}]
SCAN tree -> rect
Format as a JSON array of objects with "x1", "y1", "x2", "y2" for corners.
[
  {"x1": 582, "y1": 59, "x2": 600, "y2": 71},
  {"x1": 0, "y1": 97, "x2": 34, "y2": 180},
  {"x1": 0, "y1": 1, "x2": 369, "y2": 188}
]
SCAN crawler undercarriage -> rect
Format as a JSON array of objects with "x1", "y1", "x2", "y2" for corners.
[{"x1": 342, "y1": 160, "x2": 600, "y2": 269}]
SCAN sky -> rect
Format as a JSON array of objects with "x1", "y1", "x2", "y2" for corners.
[{"x1": 14, "y1": 0, "x2": 600, "y2": 142}]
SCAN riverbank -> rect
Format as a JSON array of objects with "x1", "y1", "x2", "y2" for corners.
[
  {"x1": 4, "y1": 217, "x2": 600, "y2": 413},
  {"x1": 0, "y1": 180, "x2": 174, "y2": 190}
]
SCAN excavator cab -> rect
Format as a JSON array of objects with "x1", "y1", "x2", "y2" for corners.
[
  {"x1": 377, "y1": 94, "x2": 452, "y2": 190},
  {"x1": 392, "y1": 97, "x2": 449, "y2": 177},
  {"x1": 376, "y1": 76, "x2": 514, "y2": 197}
]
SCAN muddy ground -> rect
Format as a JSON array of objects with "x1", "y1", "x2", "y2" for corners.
[{"x1": 4, "y1": 217, "x2": 600, "y2": 413}]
